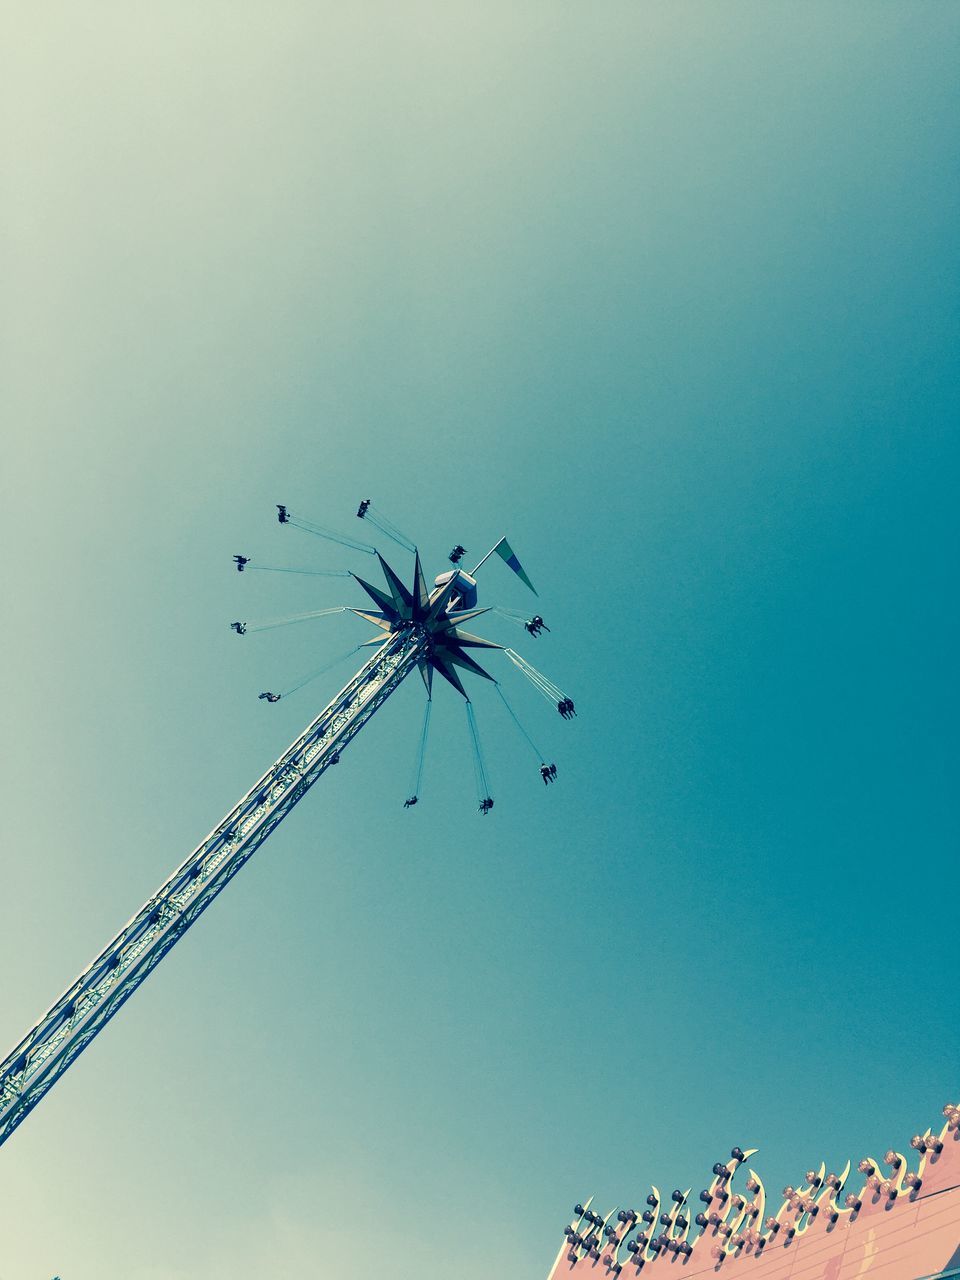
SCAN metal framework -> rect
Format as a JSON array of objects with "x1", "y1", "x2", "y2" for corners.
[
  {"x1": 0, "y1": 629, "x2": 420, "y2": 1150},
  {"x1": 0, "y1": 538, "x2": 557, "y2": 1153}
]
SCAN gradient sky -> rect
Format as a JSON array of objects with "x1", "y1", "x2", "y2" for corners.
[{"x1": 2, "y1": 4, "x2": 958, "y2": 1279}]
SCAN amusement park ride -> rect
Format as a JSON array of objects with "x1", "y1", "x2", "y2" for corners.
[
  {"x1": 0, "y1": 502, "x2": 572, "y2": 1152},
  {"x1": 3, "y1": 501, "x2": 956, "y2": 1278}
]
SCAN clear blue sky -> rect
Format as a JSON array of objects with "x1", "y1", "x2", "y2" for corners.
[{"x1": 1, "y1": 5, "x2": 957, "y2": 1278}]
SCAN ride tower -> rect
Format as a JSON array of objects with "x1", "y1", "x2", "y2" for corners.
[{"x1": 0, "y1": 514, "x2": 573, "y2": 1152}]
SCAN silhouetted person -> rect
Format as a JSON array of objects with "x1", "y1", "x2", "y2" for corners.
[
  {"x1": 357, "y1": 499, "x2": 370, "y2": 518},
  {"x1": 258, "y1": 692, "x2": 281, "y2": 703},
  {"x1": 479, "y1": 797, "x2": 494, "y2": 814},
  {"x1": 403, "y1": 796, "x2": 418, "y2": 808},
  {"x1": 233, "y1": 555, "x2": 250, "y2": 571},
  {"x1": 277, "y1": 504, "x2": 289, "y2": 523},
  {"x1": 231, "y1": 622, "x2": 246, "y2": 635},
  {"x1": 448, "y1": 544, "x2": 466, "y2": 564}
]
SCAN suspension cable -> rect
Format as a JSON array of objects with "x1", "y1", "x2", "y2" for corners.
[
  {"x1": 286, "y1": 515, "x2": 377, "y2": 555},
  {"x1": 246, "y1": 564, "x2": 352, "y2": 578},
  {"x1": 491, "y1": 607, "x2": 531, "y2": 630},
  {"x1": 362, "y1": 504, "x2": 417, "y2": 554},
  {"x1": 237, "y1": 606, "x2": 348, "y2": 635},
  {"x1": 279, "y1": 643, "x2": 365, "y2": 697},
  {"x1": 407, "y1": 698, "x2": 432, "y2": 800},
  {"x1": 494, "y1": 683, "x2": 545, "y2": 761},
  {"x1": 502, "y1": 648, "x2": 567, "y2": 705},
  {"x1": 465, "y1": 700, "x2": 491, "y2": 804}
]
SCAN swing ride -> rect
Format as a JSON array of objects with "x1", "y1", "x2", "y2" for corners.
[{"x1": 0, "y1": 500, "x2": 574, "y2": 1152}]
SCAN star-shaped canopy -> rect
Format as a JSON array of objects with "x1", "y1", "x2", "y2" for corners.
[{"x1": 351, "y1": 553, "x2": 501, "y2": 697}]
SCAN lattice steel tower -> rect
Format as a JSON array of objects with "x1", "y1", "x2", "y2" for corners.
[{"x1": 0, "y1": 543, "x2": 566, "y2": 1150}]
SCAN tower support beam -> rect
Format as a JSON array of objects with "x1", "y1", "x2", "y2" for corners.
[{"x1": 0, "y1": 631, "x2": 424, "y2": 1150}]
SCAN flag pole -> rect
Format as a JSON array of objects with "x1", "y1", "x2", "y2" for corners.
[{"x1": 469, "y1": 537, "x2": 505, "y2": 576}]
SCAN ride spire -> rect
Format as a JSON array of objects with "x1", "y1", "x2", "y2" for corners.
[{"x1": 0, "y1": 526, "x2": 574, "y2": 1154}]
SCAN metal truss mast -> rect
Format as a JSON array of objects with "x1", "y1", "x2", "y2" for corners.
[{"x1": 0, "y1": 629, "x2": 422, "y2": 1150}]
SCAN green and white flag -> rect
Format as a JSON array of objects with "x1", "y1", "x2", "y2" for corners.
[{"x1": 494, "y1": 538, "x2": 538, "y2": 596}]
